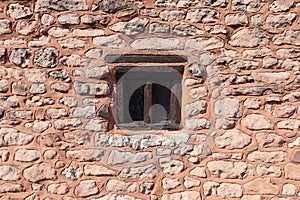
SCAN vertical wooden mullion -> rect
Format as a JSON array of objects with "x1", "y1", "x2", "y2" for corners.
[
  {"x1": 144, "y1": 83, "x2": 153, "y2": 124},
  {"x1": 117, "y1": 79, "x2": 124, "y2": 124},
  {"x1": 170, "y1": 83, "x2": 181, "y2": 124}
]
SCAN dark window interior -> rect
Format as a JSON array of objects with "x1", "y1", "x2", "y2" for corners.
[{"x1": 115, "y1": 66, "x2": 183, "y2": 130}]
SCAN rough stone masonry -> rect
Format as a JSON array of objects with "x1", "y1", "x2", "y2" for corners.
[{"x1": 0, "y1": 0, "x2": 300, "y2": 199}]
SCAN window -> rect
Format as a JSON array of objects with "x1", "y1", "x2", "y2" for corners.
[{"x1": 107, "y1": 54, "x2": 186, "y2": 131}]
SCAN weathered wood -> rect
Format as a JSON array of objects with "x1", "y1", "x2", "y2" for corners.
[
  {"x1": 106, "y1": 54, "x2": 187, "y2": 63},
  {"x1": 170, "y1": 83, "x2": 182, "y2": 124},
  {"x1": 144, "y1": 83, "x2": 153, "y2": 124}
]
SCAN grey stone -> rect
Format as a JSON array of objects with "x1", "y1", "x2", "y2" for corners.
[
  {"x1": 59, "y1": 97, "x2": 78, "y2": 108},
  {"x1": 251, "y1": 14, "x2": 263, "y2": 26},
  {"x1": 107, "y1": 150, "x2": 153, "y2": 165},
  {"x1": 207, "y1": 161, "x2": 248, "y2": 179},
  {"x1": 276, "y1": 48, "x2": 300, "y2": 58},
  {"x1": 159, "y1": 10, "x2": 185, "y2": 21},
  {"x1": 75, "y1": 180, "x2": 98, "y2": 197},
  {"x1": 6, "y1": 110, "x2": 32, "y2": 120},
  {"x1": 0, "y1": 183, "x2": 24, "y2": 193},
  {"x1": 72, "y1": 28, "x2": 104, "y2": 37},
  {"x1": 186, "y1": 118, "x2": 210, "y2": 130},
  {"x1": 49, "y1": 70, "x2": 70, "y2": 82},
  {"x1": 242, "y1": 114, "x2": 274, "y2": 130},
  {"x1": 60, "y1": 54, "x2": 89, "y2": 67},
  {"x1": 41, "y1": 14, "x2": 55, "y2": 26},
  {"x1": 205, "y1": 24, "x2": 227, "y2": 34},
  {"x1": 48, "y1": 27, "x2": 69, "y2": 38},
  {"x1": 81, "y1": 14, "x2": 111, "y2": 25},
  {"x1": 162, "y1": 178, "x2": 180, "y2": 190},
  {"x1": 214, "y1": 98, "x2": 242, "y2": 117},
  {"x1": 290, "y1": 149, "x2": 300, "y2": 163},
  {"x1": 0, "y1": 80, "x2": 8, "y2": 93},
  {"x1": 85, "y1": 48, "x2": 103, "y2": 59},
  {"x1": 93, "y1": 34, "x2": 127, "y2": 49},
  {"x1": 29, "y1": 83, "x2": 47, "y2": 94},
  {"x1": 110, "y1": 17, "x2": 149, "y2": 35},
  {"x1": 256, "y1": 132, "x2": 285, "y2": 148},
  {"x1": 131, "y1": 37, "x2": 180, "y2": 50},
  {"x1": 16, "y1": 20, "x2": 37, "y2": 35},
  {"x1": 277, "y1": 119, "x2": 300, "y2": 130},
  {"x1": 34, "y1": 47, "x2": 59, "y2": 68},
  {"x1": 186, "y1": 8, "x2": 220, "y2": 23},
  {"x1": 62, "y1": 163, "x2": 82, "y2": 180},
  {"x1": 0, "y1": 19, "x2": 11, "y2": 35},
  {"x1": 141, "y1": 8, "x2": 159, "y2": 17},
  {"x1": 85, "y1": 119, "x2": 107, "y2": 131},
  {"x1": 177, "y1": 0, "x2": 199, "y2": 7},
  {"x1": 215, "y1": 129, "x2": 251, "y2": 150},
  {"x1": 223, "y1": 86, "x2": 283, "y2": 96},
  {"x1": 119, "y1": 164, "x2": 157, "y2": 179},
  {"x1": 51, "y1": 83, "x2": 69, "y2": 92},
  {"x1": 85, "y1": 66, "x2": 109, "y2": 79},
  {"x1": 266, "y1": 13, "x2": 297, "y2": 28},
  {"x1": 225, "y1": 13, "x2": 248, "y2": 26},
  {"x1": 232, "y1": 0, "x2": 264, "y2": 12},
  {"x1": 23, "y1": 163, "x2": 57, "y2": 182},
  {"x1": 54, "y1": 118, "x2": 82, "y2": 130},
  {"x1": 149, "y1": 22, "x2": 170, "y2": 33},
  {"x1": 24, "y1": 120, "x2": 51, "y2": 133},
  {"x1": 256, "y1": 165, "x2": 281, "y2": 177},
  {"x1": 248, "y1": 151, "x2": 287, "y2": 163},
  {"x1": 155, "y1": 0, "x2": 176, "y2": 7},
  {"x1": 66, "y1": 149, "x2": 105, "y2": 162},
  {"x1": 0, "y1": 48, "x2": 6, "y2": 64},
  {"x1": 14, "y1": 149, "x2": 40, "y2": 162},
  {"x1": 174, "y1": 143, "x2": 194, "y2": 155},
  {"x1": 204, "y1": 0, "x2": 228, "y2": 7},
  {"x1": 0, "y1": 165, "x2": 20, "y2": 181},
  {"x1": 243, "y1": 48, "x2": 272, "y2": 58},
  {"x1": 9, "y1": 48, "x2": 31, "y2": 68},
  {"x1": 273, "y1": 30, "x2": 300, "y2": 46},
  {"x1": 272, "y1": 105, "x2": 295, "y2": 117},
  {"x1": 184, "y1": 176, "x2": 201, "y2": 189},
  {"x1": 47, "y1": 183, "x2": 69, "y2": 195},
  {"x1": 215, "y1": 119, "x2": 235, "y2": 130},
  {"x1": 74, "y1": 81, "x2": 110, "y2": 96},
  {"x1": 229, "y1": 28, "x2": 269, "y2": 47},
  {"x1": 162, "y1": 191, "x2": 201, "y2": 200},
  {"x1": 159, "y1": 157, "x2": 184, "y2": 175},
  {"x1": 99, "y1": 0, "x2": 131, "y2": 13},
  {"x1": 0, "y1": 128, "x2": 33, "y2": 146},
  {"x1": 185, "y1": 37, "x2": 224, "y2": 51},
  {"x1": 73, "y1": 106, "x2": 95, "y2": 118},
  {"x1": 173, "y1": 22, "x2": 203, "y2": 36},
  {"x1": 185, "y1": 100, "x2": 207, "y2": 117},
  {"x1": 269, "y1": 0, "x2": 294, "y2": 12},
  {"x1": 84, "y1": 165, "x2": 116, "y2": 176},
  {"x1": 106, "y1": 179, "x2": 137, "y2": 192},
  {"x1": 12, "y1": 81, "x2": 27, "y2": 95},
  {"x1": 282, "y1": 183, "x2": 297, "y2": 195},
  {"x1": 25, "y1": 96, "x2": 54, "y2": 107},
  {"x1": 24, "y1": 69, "x2": 47, "y2": 83},
  {"x1": 285, "y1": 163, "x2": 300, "y2": 180},
  {"x1": 244, "y1": 178, "x2": 279, "y2": 195},
  {"x1": 59, "y1": 38, "x2": 88, "y2": 49},
  {"x1": 217, "y1": 183, "x2": 243, "y2": 198},
  {"x1": 140, "y1": 182, "x2": 154, "y2": 194},
  {"x1": 35, "y1": 0, "x2": 88, "y2": 12},
  {"x1": 7, "y1": 3, "x2": 32, "y2": 19}
]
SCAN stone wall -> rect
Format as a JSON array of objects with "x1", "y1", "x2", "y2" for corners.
[{"x1": 0, "y1": 0, "x2": 300, "y2": 199}]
